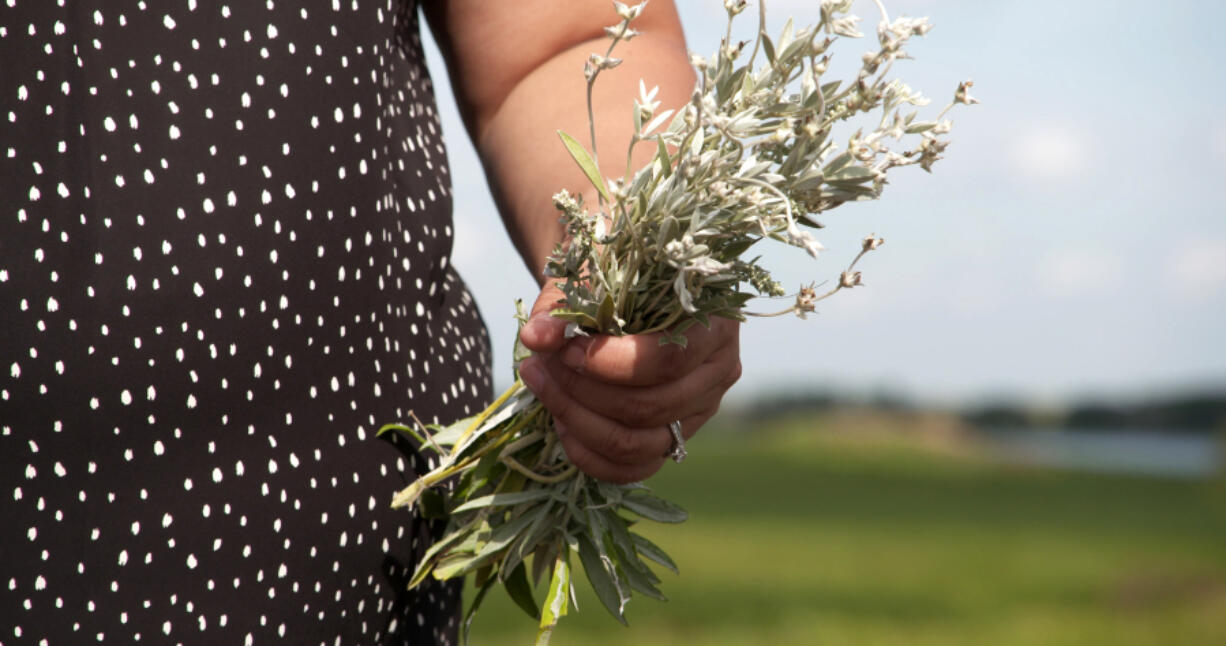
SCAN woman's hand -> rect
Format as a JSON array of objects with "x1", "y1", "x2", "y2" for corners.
[{"x1": 517, "y1": 281, "x2": 742, "y2": 484}]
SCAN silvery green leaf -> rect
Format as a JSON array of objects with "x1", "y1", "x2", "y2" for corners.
[
  {"x1": 658, "y1": 215, "x2": 678, "y2": 246},
  {"x1": 779, "y1": 18, "x2": 795, "y2": 53},
  {"x1": 655, "y1": 137, "x2": 672, "y2": 177},
  {"x1": 762, "y1": 33, "x2": 777, "y2": 65},
  {"x1": 452, "y1": 488, "x2": 552, "y2": 514},
  {"x1": 823, "y1": 151, "x2": 854, "y2": 174},
  {"x1": 828, "y1": 165, "x2": 876, "y2": 183},
  {"x1": 557, "y1": 130, "x2": 611, "y2": 203},
  {"x1": 905, "y1": 120, "x2": 937, "y2": 134},
  {"x1": 641, "y1": 109, "x2": 674, "y2": 138},
  {"x1": 577, "y1": 533, "x2": 627, "y2": 625},
  {"x1": 595, "y1": 292, "x2": 617, "y2": 334},
  {"x1": 605, "y1": 512, "x2": 638, "y2": 564},
  {"x1": 621, "y1": 491, "x2": 688, "y2": 524},
  {"x1": 619, "y1": 555, "x2": 666, "y2": 601},
  {"x1": 595, "y1": 481, "x2": 625, "y2": 506},
  {"x1": 630, "y1": 533, "x2": 679, "y2": 574}
]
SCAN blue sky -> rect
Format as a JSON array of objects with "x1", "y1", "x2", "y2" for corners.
[{"x1": 424, "y1": 1, "x2": 1226, "y2": 406}]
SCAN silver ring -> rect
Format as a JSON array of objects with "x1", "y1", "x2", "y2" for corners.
[{"x1": 666, "y1": 420, "x2": 687, "y2": 463}]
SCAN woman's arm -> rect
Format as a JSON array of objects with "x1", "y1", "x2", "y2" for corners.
[
  {"x1": 422, "y1": 0, "x2": 693, "y2": 277},
  {"x1": 425, "y1": 1, "x2": 741, "y2": 483}
]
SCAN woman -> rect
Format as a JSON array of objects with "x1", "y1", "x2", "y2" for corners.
[{"x1": 0, "y1": 1, "x2": 739, "y2": 643}]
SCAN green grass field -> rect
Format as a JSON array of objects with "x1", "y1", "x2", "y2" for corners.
[{"x1": 464, "y1": 414, "x2": 1226, "y2": 645}]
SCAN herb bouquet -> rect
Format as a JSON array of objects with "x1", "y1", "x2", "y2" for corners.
[{"x1": 380, "y1": 0, "x2": 974, "y2": 642}]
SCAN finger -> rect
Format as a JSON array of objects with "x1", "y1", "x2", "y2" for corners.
[
  {"x1": 553, "y1": 420, "x2": 667, "y2": 484},
  {"x1": 520, "y1": 356, "x2": 674, "y2": 465},
  {"x1": 556, "y1": 407, "x2": 714, "y2": 483},
  {"x1": 519, "y1": 280, "x2": 570, "y2": 353},
  {"x1": 544, "y1": 340, "x2": 742, "y2": 428},
  {"x1": 560, "y1": 316, "x2": 740, "y2": 387}
]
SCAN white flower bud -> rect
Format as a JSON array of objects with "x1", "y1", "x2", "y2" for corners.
[
  {"x1": 861, "y1": 235, "x2": 884, "y2": 252},
  {"x1": 955, "y1": 79, "x2": 979, "y2": 105},
  {"x1": 723, "y1": 0, "x2": 748, "y2": 16},
  {"x1": 839, "y1": 271, "x2": 863, "y2": 288},
  {"x1": 787, "y1": 224, "x2": 825, "y2": 259},
  {"x1": 614, "y1": 1, "x2": 647, "y2": 21}
]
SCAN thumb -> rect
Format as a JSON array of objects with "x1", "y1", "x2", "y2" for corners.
[{"x1": 520, "y1": 280, "x2": 569, "y2": 353}]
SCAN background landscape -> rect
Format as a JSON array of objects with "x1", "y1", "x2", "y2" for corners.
[{"x1": 420, "y1": 0, "x2": 1226, "y2": 643}]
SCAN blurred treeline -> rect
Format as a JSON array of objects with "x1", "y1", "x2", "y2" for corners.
[{"x1": 735, "y1": 389, "x2": 1226, "y2": 434}]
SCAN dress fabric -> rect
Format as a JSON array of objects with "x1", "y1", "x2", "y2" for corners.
[{"x1": 0, "y1": 1, "x2": 493, "y2": 644}]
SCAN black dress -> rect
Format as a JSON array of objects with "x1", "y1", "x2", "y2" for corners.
[{"x1": 0, "y1": 1, "x2": 492, "y2": 643}]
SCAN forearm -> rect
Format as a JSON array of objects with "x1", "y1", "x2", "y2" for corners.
[
  {"x1": 424, "y1": 1, "x2": 693, "y2": 283},
  {"x1": 478, "y1": 33, "x2": 693, "y2": 282}
]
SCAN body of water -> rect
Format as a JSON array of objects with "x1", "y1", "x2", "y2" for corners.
[{"x1": 978, "y1": 428, "x2": 1223, "y2": 478}]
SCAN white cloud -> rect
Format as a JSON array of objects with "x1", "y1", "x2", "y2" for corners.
[
  {"x1": 1010, "y1": 123, "x2": 1091, "y2": 183},
  {"x1": 1167, "y1": 238, "x2": 1226, "y2": 301},
  {"x1": 1037, "y1": 248, "x2": 1123, "y2": 297}
]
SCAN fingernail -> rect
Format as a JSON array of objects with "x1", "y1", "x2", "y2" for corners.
[
  {"x1": 519, "y1": 358, "x2": 545, "y2": 393},
  {"x1": 561, "y1": 341, "x2": 587, "y2": 372}
]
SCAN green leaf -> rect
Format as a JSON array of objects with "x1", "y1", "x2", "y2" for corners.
[
  {"x1": 577, "y1": 533, "x2": 627, "y2": 625},
  {"x1": 631, "y1": 533, "x2": 679, "y2": 574},
  {"x1": 503, "y1": 562, "x2": 540, "y2": 621},
  {"x1": 595, "y1": 292, "x2": 617, "y2": 334},
  {"x1": 376, "y1": 422, "x2": 428, "y2": 446},
  {"x1": 548, "y1": 308, "x2": 599, "y2": 330},
  {"x1": 905, "y1": 121, "x2": 937, "y2": 134},
  {"x1": 618, "y1": 555, "x2": 666, "y2": 601},
  {"x1": 557, "y1": 130, "x2": 610, "y2": 203},
  {"x1": 451, "y1": 488, "x2": 552, "y2": 514},
  {"x1": 721, "y1": 236, "x2": 760, "y2": 259},
  {"x1": 455, "y1": 449, "x2": 502, "y2": 501},
  {"x1": 535, "y1": 554, "x2": 571, "y2": 646},
  {"x1": 762, "y1": 33, "x2": 777, "y2": 66},
  {"x1": 621, "y1": 491, "x2": 688, "y2": 524},
  {"x1": 432, "y1": 552, "x2": 485, "y2": 581}
]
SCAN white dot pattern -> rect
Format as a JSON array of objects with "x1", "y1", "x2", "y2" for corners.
[{"x1": 1, "y1": 1, "x2": 492, "y2": 643}]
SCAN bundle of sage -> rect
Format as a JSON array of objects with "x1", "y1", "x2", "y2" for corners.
[{"x1": 381, "y1": 1, "x2": 974, "y2": 643}]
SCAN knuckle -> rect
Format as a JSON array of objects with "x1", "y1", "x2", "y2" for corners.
[
  {"x1": 621, "y1": 393, "x2": 663, "y2": 427},
  {"x1": 658, "y1": 349, "x2": 689, "y2": 383},
  {"x1": 599, "y1": 428, "x2": 644, "y2": 464},
  {"x1": 722, "y1": 360, "x2": 743, "y2": 391},
  {"x1": 552, "y1": 361, "x2": 581, "y2": 394},
  {"x1": 543, "y1": 381, "x2": 574, "y2": 422}
]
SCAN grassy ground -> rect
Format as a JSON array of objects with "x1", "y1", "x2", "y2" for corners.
[{"x1": 463, "y1": 413, "x2": 1226, "y2": 645}]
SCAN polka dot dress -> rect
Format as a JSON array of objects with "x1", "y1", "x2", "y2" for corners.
[{"x1": 1, "y1": 1, "x2": 493, "y2": 643}]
